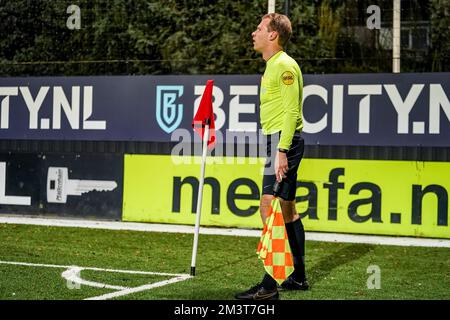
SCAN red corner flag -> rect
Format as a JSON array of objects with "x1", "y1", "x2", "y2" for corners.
[{"x1": 192, "y1": 80, "x2": 215, "y2": 149}]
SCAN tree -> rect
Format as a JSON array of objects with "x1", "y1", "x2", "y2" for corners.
[
  {"x1": 430, "y1": 0, "x2": 450, "y2": 71},
  {"x1": 0, "y1": 0, "x2": 447, "y2": 76}
]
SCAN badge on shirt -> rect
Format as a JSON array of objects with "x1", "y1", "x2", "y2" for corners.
[{"x1": 281, "y1": 71, "x2": 294, "y2": 85}]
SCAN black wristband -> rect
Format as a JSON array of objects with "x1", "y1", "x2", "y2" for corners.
[{"x1": 277, "y1": 148, "x2": 288, "y2": 153}]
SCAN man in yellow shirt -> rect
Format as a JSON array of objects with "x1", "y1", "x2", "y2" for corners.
[{"x1": 235, "y1": 13, "x2": 309, "y2": 300}]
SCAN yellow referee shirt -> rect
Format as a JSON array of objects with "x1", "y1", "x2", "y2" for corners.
[{"x1": 259, "y1": 50, "x2": 303, "y2": 150}]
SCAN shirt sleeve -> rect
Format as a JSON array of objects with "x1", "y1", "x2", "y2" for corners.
[{"x1": 277, "y1": 63, "x2": 300, "y2": 150}]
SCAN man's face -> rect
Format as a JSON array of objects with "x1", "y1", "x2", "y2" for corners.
[{"x1": 252, "y1": 18, "x2": 274, "y2": 52}]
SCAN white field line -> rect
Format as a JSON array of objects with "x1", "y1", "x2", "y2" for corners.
[
  {"x1": 0, "y1": 260, "x2": 191, "y2": 300},
  {"x1": 84, "y1": 275, "x2": 191, "y2": 300},
  {"x1": 1, "y1": 215, "x2": 450, "y2": 248},
  {"x1": 62, "y1": 267, "x2": 128, "y2": 290},
  {"x1": 0, "y1": 260, "x2": 187, "y2": 277}
]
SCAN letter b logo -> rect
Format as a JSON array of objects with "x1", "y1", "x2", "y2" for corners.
[{"x1": 156, "y1": 86, "x2": 184, "y2": 134}]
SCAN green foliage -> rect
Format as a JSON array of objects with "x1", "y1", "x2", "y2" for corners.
[
  {"x1": 159, "y1": 0, "x2": 266, "y2": 74},
  {"x1": 0, "y1": 0, "x2": 447, "y2": 75},
  {"x1": 430, "y1": 0, "x2": 450, "y2": 71}
]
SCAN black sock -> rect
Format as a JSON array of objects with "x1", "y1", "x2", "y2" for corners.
[
  {"x1": 261, "y1": 273, "x2": 278, "y2": 290},
  {"x1": 285, "y1": 218, "x2": 306, "y2": 281}
]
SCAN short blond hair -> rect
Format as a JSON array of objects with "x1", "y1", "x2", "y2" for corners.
[{"x1": 262, "y1": 13, "x2": 292, "y2": 48}]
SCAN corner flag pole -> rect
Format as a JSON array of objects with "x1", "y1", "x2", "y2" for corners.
[{"x1": 190, "y1": 120, "x2": 210, "y2": 276}]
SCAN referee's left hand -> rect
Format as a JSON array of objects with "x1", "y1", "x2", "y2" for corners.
[{"x1": 275, "y1": 152, "x2": 288, "y2": 182}]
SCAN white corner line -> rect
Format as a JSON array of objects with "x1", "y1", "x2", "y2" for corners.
[
  {"x1": 1, "y1": 215, "x2": 450, "y2": 248},
  {"x1": 0, "y1": 259, "x2": 192, "y2": 300},
  {"x1": 0, "y1": 260, "x2": 189, "y2": 277},
  {"x1": 84, "y1": 275, "x2": 192, "y2": 300},
  {"x1": 61, "y1": 267, "x2": 128, "y2": 291}
]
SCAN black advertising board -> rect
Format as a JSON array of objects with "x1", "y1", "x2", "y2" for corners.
[
  {"x1": 0, "y1": 73, "x2": 449, "y2": 146},
  {"x1": 0, "y1": 153, "x2": 123, "y2": 220}
]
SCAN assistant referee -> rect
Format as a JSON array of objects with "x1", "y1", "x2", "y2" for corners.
[{"x1": 235, "y1": 13, "x2": 309, "y2": 301}]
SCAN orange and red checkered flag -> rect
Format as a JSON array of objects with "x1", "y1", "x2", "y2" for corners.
[{"x1": 256, "y1": 197, "x2": 294, "y2": 284}]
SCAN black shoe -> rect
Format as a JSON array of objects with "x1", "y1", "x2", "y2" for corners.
[
  {"x1": 280, "y1": 276, "x2": 310, "y2": 291},
  {"x1": 235, "y1": 283, "x2": 279, "y2": 300}
]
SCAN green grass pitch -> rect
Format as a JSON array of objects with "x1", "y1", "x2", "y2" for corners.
[{"x1": 0, "y1": 223, "x2": 449, "y2": 300}]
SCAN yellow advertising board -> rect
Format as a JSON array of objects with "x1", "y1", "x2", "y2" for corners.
[{"x1": 123, "y1": 155, "x2": 450, "y2": 239}]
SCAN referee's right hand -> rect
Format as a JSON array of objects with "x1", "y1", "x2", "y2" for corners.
[{"x1": 275, "y1": 151, "x2": 288, "y2": 182}]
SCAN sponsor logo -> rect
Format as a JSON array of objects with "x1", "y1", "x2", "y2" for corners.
[
  {"x1": 281, "y1": 71, "x2": 294, "y2": 85},
  {"x1": 123, "y1": 155, "x2": 450, "y2": 238},
  {"x1": 0, "y1": 86, "x2": 106, "y2": 130},
  {"x1": 156, "y1": 85, "x2": 184, "y2": 134},
  {"x1": 46, "y1": 167, "x2": 117, "y2": 203}
]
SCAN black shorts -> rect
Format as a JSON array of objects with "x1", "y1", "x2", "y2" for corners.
[{"x1": 262, "y1": 131, "x2": 304, "y2": 201}]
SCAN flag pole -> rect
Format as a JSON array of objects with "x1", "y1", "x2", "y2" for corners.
[{"x1": 190, "y1": 120, "x2": 210, "y2": 276}]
